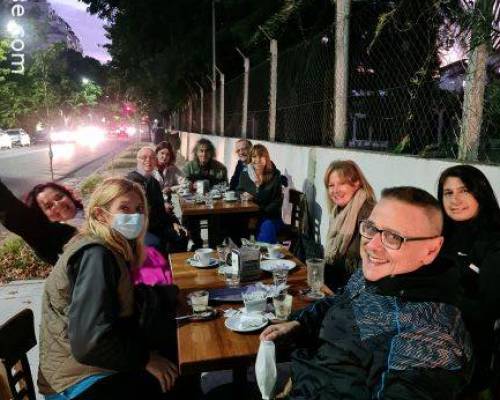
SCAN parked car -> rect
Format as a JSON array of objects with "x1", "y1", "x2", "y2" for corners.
[
  {"x1": 5, "y1": 129, "x2": 30, "y2": 147},
  {"x1": 0, "y1": 130, "x2": 13, "y2": 149}
]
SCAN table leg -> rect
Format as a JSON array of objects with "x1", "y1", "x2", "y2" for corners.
[{"x1": 207, "y1": 215, "x2": 221, "y2": 248}]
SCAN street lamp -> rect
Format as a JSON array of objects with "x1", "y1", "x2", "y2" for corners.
[
  {"x1": 81, "y1": 77, "x2": 90, "y2": 85},
  {"x1": 6, "y1": 20, "x2": 23, "y2": 37}
]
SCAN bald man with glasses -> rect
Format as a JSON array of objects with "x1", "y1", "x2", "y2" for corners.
[{"x1": 261, "y1": 187, "x2": 472, "y2": 399}]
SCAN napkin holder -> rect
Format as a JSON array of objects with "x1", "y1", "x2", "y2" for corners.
[{"x1": 231, "y1": 248, "x2": 261, "y2": 282}]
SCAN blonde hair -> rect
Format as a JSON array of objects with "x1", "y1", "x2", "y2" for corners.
[
  {"x1": 80, "y1": 177, "x2": 148, "y2": 268},
  {"x1": 251, "y1": 144, "x2": 274, "y2": 184},
  {"x1": 323, "y1": 160, "x2": 376, "y2": 210}
]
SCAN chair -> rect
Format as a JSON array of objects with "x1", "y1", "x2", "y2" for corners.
[
  {"x1": 0, "y1": 309, "x2": 37, "y2": 400},
  {"x1": 278, "y1": 189, "x2": 305, "y2": 243}
]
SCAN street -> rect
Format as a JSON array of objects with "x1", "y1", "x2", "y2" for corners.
[{"x1": 0, "y1": 139, "x2": 132, "y2": 197}]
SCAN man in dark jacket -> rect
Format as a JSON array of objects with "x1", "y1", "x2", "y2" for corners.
[
  {"x1": 229, "y1": 139, "x2": 252, "y2": 190},
  {"x1": 127, "y1": 147, "x2": 188, "y2": 253},
  {"x1": 261, "y1": 187, "x2": 472, "y2": 399}
]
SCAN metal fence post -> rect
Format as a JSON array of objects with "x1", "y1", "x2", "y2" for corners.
[
  {"x1": 333, "y1": 0, "x2": 350, "y2": 147},
  {"x1": 195, "y1": 82, "x2": 204, "y2": 133},
  {"x1": 269, "y1": 39, "x2": 278, "y2": 142},
  {"x1": 236, "y1": 48, "x2": 250, "y2": 138},
  {"x1": 188, "y1": 98, "x2": 193, "y2": 132},
  {"x1": 217, "y1": 67, "x2": 225, "y2": 136}
]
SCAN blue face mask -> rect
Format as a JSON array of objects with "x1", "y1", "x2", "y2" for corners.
[{"x1": 110, "y1": 213, "x2": 144, "y2": 240}]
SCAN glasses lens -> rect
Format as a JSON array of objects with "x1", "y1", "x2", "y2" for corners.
[
  {"x1": 360, "y1": 221, "x2": 376, "y2": 238},
  {"x1": 381, "y1": 231, "x2": 403, "y2": 250}
]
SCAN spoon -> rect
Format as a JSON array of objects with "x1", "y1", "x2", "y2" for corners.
[{"x1": 175, "y1": 310, "x2": 213, "y2": 320}]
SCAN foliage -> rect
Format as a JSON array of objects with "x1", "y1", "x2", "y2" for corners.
[
  {"x1": 80, "y1": 0, "x2": 334, "y2": 117},
  {"x1": 0, "y1": 42, "x2": 108, "y2": 131},
  {"x1": 80, "y1": 174, "x2": 104, "y2": 197},
  {"x1": 0, "y1": 236, "x2": 51, "y2": 284}
]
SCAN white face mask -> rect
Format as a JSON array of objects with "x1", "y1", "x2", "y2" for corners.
[{"x1": 110, "y1": 213, "x2": 144, "y2": 240}]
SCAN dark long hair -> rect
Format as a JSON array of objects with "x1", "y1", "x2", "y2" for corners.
[
  {"x1": 437, "y1": 164, "x2": 500, "y2": 234},
  {"x1": 155, "y1": 141, "x2": 176, "y2": 166},
  {"x1": 25, "y1": 182, "x2": 83, "y2": 218}
]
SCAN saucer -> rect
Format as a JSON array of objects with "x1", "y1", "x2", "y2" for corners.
[
  {"x1": 223, "y1": 197, "x2": 238, "y2": 202},
  {"x1": 188, "y1": 258, "x2": 218, "y2": 268},
  {"x1": 260, "y1": 259, "x2": 296, "y2": 272},
  {"x1": 262, "y1": 252, "x2": 285, "y2": 260},
  {"x1": 225, "y1": 314, "x2": 268, "y2": 332}
]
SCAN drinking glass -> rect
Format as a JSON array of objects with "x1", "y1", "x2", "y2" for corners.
[
  {"x1": 272, "y1": 267, "x2": 289, "y2": 288},
  {"x1": 205, "y1": 195, "x2": 214, "y2": 209},
  {"x1": 306, "y1": 258, "x2": 325, "y2": 299},
  {"x1": 273, "y1": 293, "x2": 293, "y2": 320},
  {"x1": 223, "y1": 266, "x2": 240, "y2": 287},
  {"x1": 189, "y1": 290, "x2": 209, "y2": 314},
  {"x1": 242, "y1": 288, "x2": 267, "y2": 314}
]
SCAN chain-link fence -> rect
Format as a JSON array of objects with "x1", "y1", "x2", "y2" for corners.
[{"x1": 176, "y1": 0, "x2": 499, "y2": 163}]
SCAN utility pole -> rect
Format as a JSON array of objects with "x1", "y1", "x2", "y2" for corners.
[{"x1": 211, "y1": 0, "x2": 217, "y2": 134}]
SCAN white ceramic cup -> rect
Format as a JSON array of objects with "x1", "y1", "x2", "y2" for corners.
[
  {"x1": 224, "y1": 191, "x2": 237, "y2": 200},
  {"x1": 194, "y1": 248, "x2": 213, "y2": 266},
  {"x1": 267, "y1": 244, "x2": 282, "y2": 259}
]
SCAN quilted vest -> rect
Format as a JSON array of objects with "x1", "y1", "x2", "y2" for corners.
[{"x1": 37, "y1": 236, "x2": 134, "y2": 394}]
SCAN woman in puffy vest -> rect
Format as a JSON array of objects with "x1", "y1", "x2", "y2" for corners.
[{"x1": 38, "y1": 177, "x2": 178, "y2": 400}]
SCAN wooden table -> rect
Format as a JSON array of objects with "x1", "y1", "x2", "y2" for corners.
[
  {"x1": 178, "y1": 196, "x2": 260, "y2": 248},
  {"x1": 170, "y1": 250, "x2": 309, "y2": 375}
]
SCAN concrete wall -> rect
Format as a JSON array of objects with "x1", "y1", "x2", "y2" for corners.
[{"x1": 180, "y1": 132, "x2": 500, "y2": 245}]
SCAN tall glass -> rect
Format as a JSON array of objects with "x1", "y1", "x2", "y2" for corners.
[{"x1": 306, "y1": 258, "x2": 325, "y2": 299}]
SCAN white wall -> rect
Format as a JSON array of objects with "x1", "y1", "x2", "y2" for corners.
[{"x1": 180, "y1": 132, "x2": 500, "y2": 245}]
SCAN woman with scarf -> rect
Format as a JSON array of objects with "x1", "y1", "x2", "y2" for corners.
[
  {"x1": 323, "y1": 160, "x2": 376, "y2": 292},
  {"x1": 237, "y1": 144, "x2": 283, "y2": 243},
  {"x1": 438, "y1": 165, "x2": 500, "y2": 395},
  {"x1": 153, "y1": 141, "x2": 184, "y2": 202}
]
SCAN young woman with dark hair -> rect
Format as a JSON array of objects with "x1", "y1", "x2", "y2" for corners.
[
  {"x1": 438, "y1": 164, "x2": 500, "y2": 394},
  {"x1": 153, "y1": 141, "x2": 184, "y2": 197},
  {"x1": 0, "y1": 180, "x2": 82, "y2": 265},
  {"x1": 237, "y1": 144, "x2": 283, "y2": 243}
]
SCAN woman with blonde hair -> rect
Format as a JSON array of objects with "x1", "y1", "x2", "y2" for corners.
[
  {"x1": 38, "y1": 177, "x2": 178, "y2": 399},
  {"x1": 237, "y1": 144, "x2": 283, "y2": 243},
  {"x1": 323, "y1": 160, "x2": 376, "y2": 291}
]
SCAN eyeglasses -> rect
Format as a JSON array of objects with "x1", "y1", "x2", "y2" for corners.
[{"x1": 359, "y1": 220, "x2": 440, "y2": 250}]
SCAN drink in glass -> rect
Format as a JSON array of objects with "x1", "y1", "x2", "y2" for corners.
[
  {"x1": 306, "y1": 258, "x2": 325, "y2": 299},
  {"x1": 273, "y1": 294, "x2": 293, "y2": 320},
  {"x1": 272, "y1": 267, "x2": 288, "y2": 288},
  {"x1": 189, "y1": 290, "x2": 209, "y2": 313},
  {"x1": 242, "y1": 288, "x2": 267, "y2": 314}
]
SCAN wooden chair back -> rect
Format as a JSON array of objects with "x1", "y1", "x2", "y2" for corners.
[
  {"x1": 288, "y1": 189, "x2": 304, "y2": 234},
  {"x1": 0, "y1": 309, "x2": 37, "y2": 400}
]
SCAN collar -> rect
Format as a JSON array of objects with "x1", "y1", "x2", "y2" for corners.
[{"x1": 366, "y1": 257, "x2": 459, "y2": 305}]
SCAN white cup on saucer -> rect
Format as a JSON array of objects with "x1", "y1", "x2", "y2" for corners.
[
  {"x1": 267, "y1": 244, "x2": 282, "y2": 259},
  {"x1": 224, "y1": 191, "x2": 237, "y2": 201},
  {"x1": 194, "y1": 248, "x2": 213, "y2": 266}
]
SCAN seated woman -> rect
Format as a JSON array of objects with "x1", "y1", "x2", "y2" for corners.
[
  {"x1": 182, "y1": 138, "x2": 227, "y2": 188},
  {"x1": 237, "y1": 144, "x2": 283, "y2": 244},
  {"x1": 323, "y1": 160, "x2": 376, "y2": 292},
  {"x1": 153, "y1": 141, "x2": 184, "y2": 204},
  {"x1": 0, "y1": 180, "x2": 81, "y2": 265},
  {"x1": 438, "y1": 165, "x2": 500, "y2": 394},
  {"x1": 38, "y1": 177, "x2": 178, "y2": 400}
]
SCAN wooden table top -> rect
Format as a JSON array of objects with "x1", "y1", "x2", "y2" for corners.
[
  {"x1": 170, "y1": 250, "x2": 310, "y2": 375},
  {"x1": 178, "y1": 197, "x2": 259, "y2": 216}
]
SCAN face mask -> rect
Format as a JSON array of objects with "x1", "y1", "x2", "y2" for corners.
[{"x1": 110, "y1": 213, "x2": 144, "y2": 240}]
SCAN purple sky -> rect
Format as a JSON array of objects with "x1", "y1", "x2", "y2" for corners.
[{"x1": 47, "y1": 0, "x2": 111, "y2": 63}]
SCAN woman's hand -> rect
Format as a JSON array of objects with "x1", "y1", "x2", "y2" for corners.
[
  {"x1": 260, "y1": 320, "x2": 300, "y2": 342},
  {"x1": 146, "y1": 352, "x2": 178, "y2": 392},
  {"x1": 242, "y1": 192, "x2": 254, "y2": 201},
  {"x1": 173, "y1": 223, "x2": 188, "y2": 236}
]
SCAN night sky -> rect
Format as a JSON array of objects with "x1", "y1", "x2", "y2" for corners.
[{"x1": 47, "y1": 0, "x2": 110, "y2": 63}]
